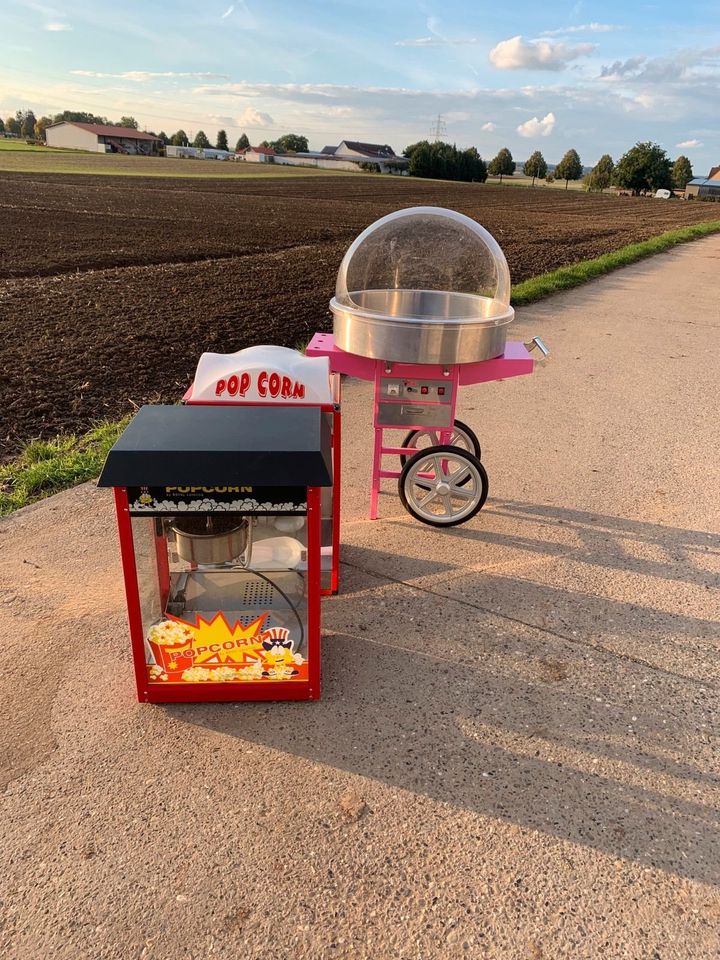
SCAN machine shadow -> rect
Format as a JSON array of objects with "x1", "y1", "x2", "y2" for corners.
[
  {"x1": 171, "y1": 628, "x2": 719, "y2": 886},
  {"x1": 443, "y1": 498, "x2": 720, "y2": 589},
  {"x1": 170, "y1": 501, "x2": 719, "y2": 885}
]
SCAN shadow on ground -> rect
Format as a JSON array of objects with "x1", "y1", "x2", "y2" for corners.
[{"x1": 168, "y1": 501, "x2": 720, "y2": 886}]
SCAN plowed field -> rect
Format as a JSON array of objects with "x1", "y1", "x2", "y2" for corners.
[{"x1": 1, "y1": 171, "x2": 717, "y2": 457}]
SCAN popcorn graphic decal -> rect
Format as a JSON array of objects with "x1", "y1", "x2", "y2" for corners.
[{"x1": 146, "y1": 613, "x2": 307, "y2": 684}]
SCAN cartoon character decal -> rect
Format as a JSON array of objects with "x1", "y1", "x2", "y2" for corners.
[{"x1": 260, "y1": 627, "x2": 303, "y2": 679}]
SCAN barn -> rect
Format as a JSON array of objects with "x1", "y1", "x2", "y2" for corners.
[
  {"x1": 685, "y1": 165, "x2": 720, "y2": 199},
  {"x1": 45, "y1": 121, "x2": 160, "y2": 155}
]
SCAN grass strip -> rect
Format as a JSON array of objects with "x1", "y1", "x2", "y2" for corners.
[
  {"x1": 2, "y1": 220, "x2": 719, "y2": 516},
  {"x1": 0, "y1": 418, "x2": 129, "y2": 517},
  {"x1": 511, "y1": 220, "x2": 720, "y2": 306}
]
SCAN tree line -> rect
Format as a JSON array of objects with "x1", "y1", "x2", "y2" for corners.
[
  {"x1": 2, "y1": 107, "x2": 310, "y2": 158},
  {"x1": 1, "y1": 109, "x2": 143, "y2": 140},
  {"x1": 403, "y1": 138, "x2": 695, "y2": 193}
]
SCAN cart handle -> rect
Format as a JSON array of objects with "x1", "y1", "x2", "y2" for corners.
[{"x1": 524, "y1": 336, "x2": 549, "y2": 358}]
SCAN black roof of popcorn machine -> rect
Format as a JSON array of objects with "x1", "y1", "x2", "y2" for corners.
[{"x1": 97, "y1": 405, "x2": 332, "y2": 487}]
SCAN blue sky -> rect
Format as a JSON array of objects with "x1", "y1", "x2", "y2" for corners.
[{"x1": 2, "y1": 0, "x2": 718, "y2": 170}]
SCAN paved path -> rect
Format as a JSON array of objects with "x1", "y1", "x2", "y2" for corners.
[{"x1": 2, "y1": 237, "x2": 719, "y2": 959}]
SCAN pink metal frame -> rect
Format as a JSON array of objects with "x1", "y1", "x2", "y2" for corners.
[{"x1": 307, "y1": 333, "x2": 535, "y2": 519}]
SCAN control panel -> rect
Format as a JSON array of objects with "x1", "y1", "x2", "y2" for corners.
[
  {"x1": 380, "y1": 378, "x2": 451, "y2": 400},
  {"x1": 376, "y1": 377, "x2": 454, "y2": 428}
]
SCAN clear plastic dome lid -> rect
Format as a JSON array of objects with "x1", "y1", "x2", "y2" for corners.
[{"x1": 333, "y1": 206, "x2": 511, "y2": 323}]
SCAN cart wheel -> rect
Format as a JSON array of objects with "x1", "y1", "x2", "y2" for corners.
[
  {"x1": 400, "y1": 420, "x2": 481, "y2": 468},
  {"x1": 399, "y1": 445, "x2": 488, "y2": 527}
]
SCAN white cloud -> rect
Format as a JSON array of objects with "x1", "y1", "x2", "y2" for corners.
[
  {"x1": 481, "y1": 121, "x2": 496, "y2": 131},
  {"x1": 45, "y1": 21, "x2": 71, "y2": 31},
  {"x1": 71, "y1": 70, "x2": 228, "y2": 81},
  {"x1": 236, "y1": 106, "x2": 273, "y2": 127},
  {"x1": 396, "y1": 36, "x2": 479, "y2": 47},
  {"x1": 221, "y1": 4, "x2": 234, "y2": 18},
  {"x1": 599, "y1": 56, "x2": 646, "y2": 80},
  {"x1": 516, "y1": 111, "x2": 556, "y2": 137},
  {"x1": 600, "y1": 46, "x2": 720, "y2": 83},
  {"x1": 677, "y1": 138, "x2": 703, "y2": 148},
  {"x1": 490, "y1": 36, "x2": 594, "y2": 71},
  {"x1": 542, "y1": 23, "x2": 621, "y2": 36}
]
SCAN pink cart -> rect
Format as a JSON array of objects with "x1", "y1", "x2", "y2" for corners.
[{"x1": 307, "y1": 206, "x2": 548, "y2": 527}]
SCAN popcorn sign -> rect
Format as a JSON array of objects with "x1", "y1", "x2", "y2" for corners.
[
  {"x1": 187, "y1": 346, "x2": 333, "y2": 405},
  {"x1": 215, "y1": 370, "x2": 306, "y2": 401},
  {"x1": 147, "y1": 613, "x2": 307, "y2": 684}
]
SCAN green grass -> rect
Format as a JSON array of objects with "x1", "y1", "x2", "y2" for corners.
[
  {"x1": 0, "y1": 138, "x2": 68, "y2": 153},
  {"x1": 0, "y1": 144, "x2": 360, "y2": 178},
  {"x1": 0, "y1": 419, "x2": 129, "y2": 517},
  {"x1": 511, "y1": 221, "x2": 720, "y2": 305},
  {"x1": 2, "y1": 219, "x2": 719, "y2": 517}
]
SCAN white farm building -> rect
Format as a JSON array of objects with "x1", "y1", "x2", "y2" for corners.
[{"x1": 45, "y1": 121, "x2": 161, "y2": 155}]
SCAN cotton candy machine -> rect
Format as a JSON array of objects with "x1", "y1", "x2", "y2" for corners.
[{"x1": 311, "y1": 205, "x2": 548, "y2": 526}]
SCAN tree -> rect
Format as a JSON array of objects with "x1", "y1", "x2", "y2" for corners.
[
  {"x1": 156, "y1": 130, "x2": 170, "y2": 145},
  {"x1": 523, "y1": 150, "x2": 547, "y2": 186},
  {"x1": 555, "y1": 148, "x2": 583, "y2": 189},
  {"x1": 586, "y1": 154, "x2": 614, "y2": 192},
  {"x1": 407, "y1": 140, "x2": 434, "y2": 178},
  {"x1": 53, "y1": 110, "x2": 108, "y2": 125},
  {"x1": 404, "y1": 140, "x2": 486, "y2": 182},
  {"x1": 5, "y1": 115, "x2": 21, "y2": 136},
  {"x1": 272, "y1": 133, "x2": 308, "y2": 153},
  {"x1": 34, "y1": 116, "x2": 53, "y2": 140},
  {"x1": 193, "y1": 130, "x2": 210, "y2": 149},
  {"x1": 613, "y1": 141, "x2": 673, "y2": 194},
  {"x1": 170, "y1": 129, "x2": 189, "y2": 146},
  {"x1": 21, "y1": 110, "x2": 37, "y2": 138},
  {"x1": 236, "y1": 132, "x2": 250, "y2": 151},
  {"x1": 216, "y1": 129, "x2": 228, "y2": 151},
  {"x1": 672, "y1": 155, "x2": 693, "y2": 191},
  {"x1": 0, "y1": 118, "x2": 4, "y2": 134},
  {"x1": 118, "y1": 116, "x2": 139, "y2": 129},
  {"x1": 488, "y1": 147, "x2": 515, "y2": 182}
]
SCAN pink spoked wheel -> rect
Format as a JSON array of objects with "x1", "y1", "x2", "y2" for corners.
[{"x1": 398, "y1": 444, "x2": 488, "y2": 527}]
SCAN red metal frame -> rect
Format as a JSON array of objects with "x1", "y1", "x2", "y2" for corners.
[
  {"x1": 185, "y1": 383, "x2": 340, "y2": 596},
  {"x1": 113, "y1": 485, "x2": 323, "y2": 704},
  {"x1": 114, "y1": 487, "x2": 154, "y2": 703}
]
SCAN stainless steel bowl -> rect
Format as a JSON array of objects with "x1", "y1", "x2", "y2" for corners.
[
  {"x1": 171, "y1": 516, "x2": 249, "y2": 565},
  {"x1": 330, "y1": 289, "x2": 514, "y2": 364}
]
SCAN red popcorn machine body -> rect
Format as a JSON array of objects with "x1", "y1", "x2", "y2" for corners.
[{"x1": 98, "y1": 401, "x2": 333, "y2": 703}]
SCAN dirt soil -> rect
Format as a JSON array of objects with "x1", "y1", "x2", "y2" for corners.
[{"x1": 1, "y1": 171, "x2": 718, "y2": 456}]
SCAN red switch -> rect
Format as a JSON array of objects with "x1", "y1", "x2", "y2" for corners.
[
  {"x1": 421, "y1": 385, "x2": 428, "y2": 395},
  {"x1": 437, "y1": 386, "x2": 445, "y2": 396}
]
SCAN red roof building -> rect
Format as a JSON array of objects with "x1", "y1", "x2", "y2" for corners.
[{"x1": 45, "y1": 121, "x2": 160, "y2": 155}]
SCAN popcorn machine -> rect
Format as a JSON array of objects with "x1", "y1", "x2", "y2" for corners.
[{"x1": 99, "y1": 401, "x2": 333, "y2": 703}]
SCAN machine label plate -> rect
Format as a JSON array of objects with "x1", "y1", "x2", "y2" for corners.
[
  {"x1": 376, "y1": 402, "x2": 453, "y2": 429},
  {"x1": 127, "y1": 485, "x2": 307, "y2": 515}
]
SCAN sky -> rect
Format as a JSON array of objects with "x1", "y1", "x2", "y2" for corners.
[{"x1": 1, "y1": 0, "x2": 719, "y2": 171}]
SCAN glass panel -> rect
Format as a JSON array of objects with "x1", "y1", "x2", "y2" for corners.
[{"x1": 131, "y1": 513, "x2": 309, "y2": 686}]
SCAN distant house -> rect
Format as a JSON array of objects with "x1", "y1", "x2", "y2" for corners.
[
  {"x1": 168, "y1": 145, "x2": 232, "y2": 160},
  {"x1": 334, "y1": 141, "x2": 398, "y2": 161},
  {"x1": 324, "y1": 140, "x2": 408, "y2": 173},
  {"x1": 685, "y1": 166, "x2": 720, "y2": 199},
  {"x1": 45, "y1": 121, "x2": 160, "y2": 155},
  {"x1": 236, "y1": 146, "x2": 277, "y2": 163}
]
